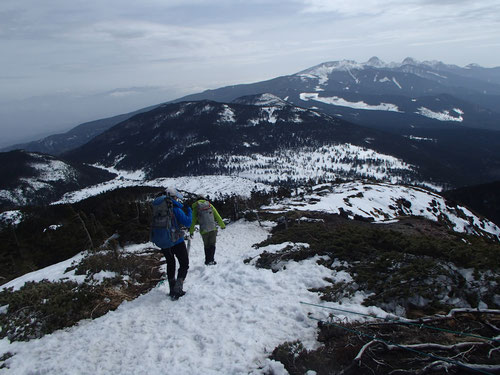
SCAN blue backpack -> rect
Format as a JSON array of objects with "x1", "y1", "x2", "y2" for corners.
[{"x1": 151, "y1": 195, "x2": 183, "y2": 248}]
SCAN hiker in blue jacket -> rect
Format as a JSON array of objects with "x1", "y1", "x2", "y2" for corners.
[{"x1": 151, "y1": 187, "x2": 192, "y2": 300}]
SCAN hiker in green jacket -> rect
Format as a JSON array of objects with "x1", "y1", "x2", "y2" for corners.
[{"x1": 189, "y1": 197, "x2": 226, "y2": 265}]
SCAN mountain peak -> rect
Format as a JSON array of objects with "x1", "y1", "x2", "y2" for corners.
[
  {"x1": 402, "y1": 57, "x2": 420, "y2": 66},
  {"x1": 365, "y1": 56, "x2": 385, "y2": 67},
  {"x1": 466, "y1": 63, "x2": 483, "y2": 69},
  {"x1": 231, "y1": 93, "x2": 289, "y2": 107}
]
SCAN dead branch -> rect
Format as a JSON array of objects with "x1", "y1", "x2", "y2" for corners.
[
  {"x1": 446, "y1": 308, "x2": 500, "y2": 317},
  {"x1": 389, "y1": 341, "x2": 492, "y2": 352},
  {"x1": 354, "y1": 340, "x2": 381, "y2": 363},
  {"x1": 74, "y1": 211, "x2": 94, "y2": 250},
  {"x1": 485, "y1": 321, "x2": 500, "y2": 333},
  {"x1": 352, "y1": 337, "x2": 500, "y2": 375},
  {"x1": 489, "y1": 346, "x2": 500, "y2": 359},
  {"x1": 420, "y1": 360, "x2": 500, "y2": 375}
]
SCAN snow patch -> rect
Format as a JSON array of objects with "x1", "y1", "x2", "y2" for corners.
[
  {"x1": 404, "y1": 135, "x2": 437, "y2": 142},
  {"x1": 1, "y1": 252, "x2": 88, "y2": 291},
  {"x1": 186, "y1": 140, "x2": 210, "y2": 148},
  {"x1": 300, "y1": 93, "x2": 401, "y2": 112},
  {"x1": 427, "y1": 71, "x2": 448, "y2": 79},
  {"x1": 416, "y1": 107, "x2": 464, "y2": 122},
  {"x1": 30, "y1": 160, "x2": 77, "y2": 182},
  {"x1": 0, "y1": 210, "x2": 23, "y2": 226},
  {"x1": 261, "y1": 107, "x2": 278, "y2": 124},
  {"x1": 92, "y1": 162, "x2": 145, "y2": 181},
  {"x1": 218, "y1": 105, "x2": 236, "y2": 123},
  {"x1": 392, "y1": 77, "x2": 402, "y2": 89}
]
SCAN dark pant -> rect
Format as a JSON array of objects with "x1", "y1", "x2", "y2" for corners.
[
  {"x1": 161, "y1": 241, "x2": 189, "y2": 280},
  {"x1": 201, "y1": 231, "x2": 217, "y2": 264}
]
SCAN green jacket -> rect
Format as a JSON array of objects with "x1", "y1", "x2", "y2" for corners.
[{"x1": 189, "y1": 200, "x2": 226, "y2": 235}]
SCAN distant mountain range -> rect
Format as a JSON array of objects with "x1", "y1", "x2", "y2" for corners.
[
  {"x1": 1, "y1": 57, "x2": 500, "y2": 211},
  {"x1": 177, "y1": 56, "x2": 500, "y2": 132},
  {"x1": 4, "y1": 57, "x2": 500, "y2": 155},
  {"x1": 1, "y1": 104, "x2": 160, "y2": 155}
]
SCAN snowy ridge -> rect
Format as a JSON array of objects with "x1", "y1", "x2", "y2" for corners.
[
  {"x1": 263, "y1": 181, "x2": 500, "y2": 239},
  {"x1": 211, "y1": 144, "x2": 417, "y2": 185},
  {"x1": 309, "y1": 57, "x2": 467, "y2": 72},
  {"x1": 53, "y1": 175, "x2": 273, "y2": 205},
  {"x1": 295, "y1": 57, "x2": 471, "y2": 86}
]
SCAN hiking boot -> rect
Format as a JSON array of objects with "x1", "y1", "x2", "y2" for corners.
[
  {"x1": 205, "y1": 260, "x2": 217, "y2": 266},
  {"x1": 168, "y1": 279, "x2": 176, "y2": 297},
  {"x1": 171, "y1": 278, "x2": 186, "y2": 300}
]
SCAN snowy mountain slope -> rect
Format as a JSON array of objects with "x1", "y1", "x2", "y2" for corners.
[
  {"x1": 209, "y1": 144, "x2": 416, "y2": 185},
  {"x1": 0, "y1": 150, "x2": 114, "y2": 210},
  {"x1": 263, "y1": 181, "x2": 500, "y2": 240}
]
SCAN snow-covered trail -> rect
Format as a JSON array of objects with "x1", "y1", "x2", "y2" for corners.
[{"x1": 1, "y1": 221, "x2": 336, "y2": 375}]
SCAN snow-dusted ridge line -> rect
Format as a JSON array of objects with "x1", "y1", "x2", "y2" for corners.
[
  {"x1": 297, "y1": 57, "x2": 470, "y2": 76},
  {"x1": 294, "y1": 57, "x2": 474, "y2": 87}
]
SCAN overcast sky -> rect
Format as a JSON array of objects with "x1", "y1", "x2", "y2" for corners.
[{"x1": 1, "y1": 0, "x2": 499, "y2": 147}]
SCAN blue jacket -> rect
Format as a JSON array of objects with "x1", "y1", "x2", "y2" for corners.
[{"x1": 151, "y1": 196, "x2": 192, "y2": 248}]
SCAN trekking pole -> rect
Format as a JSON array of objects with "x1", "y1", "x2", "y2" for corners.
[{"x1": 185, "y1": 234, "x2": 191, "y2": 255}]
